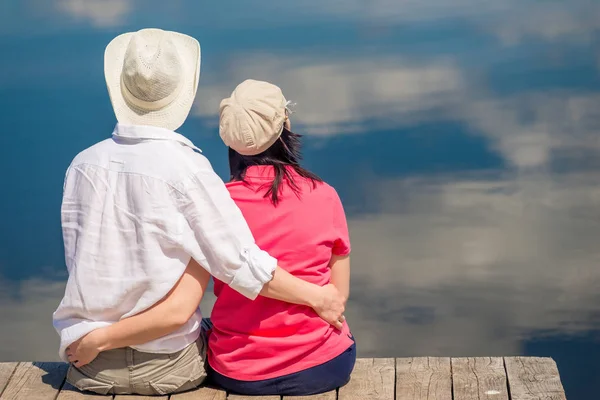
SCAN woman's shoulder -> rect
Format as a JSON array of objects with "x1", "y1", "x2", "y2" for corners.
[
  {"x1": 224, "y1": 179, "x2": 253, "y2": 197},
  {"x1": 302, "y1": 179, "x2": 340, "y2": 201}
]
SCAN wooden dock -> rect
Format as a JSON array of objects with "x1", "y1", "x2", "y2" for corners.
[{"x1": 0, "y1": 357, "x2": 566, "y2": 399}]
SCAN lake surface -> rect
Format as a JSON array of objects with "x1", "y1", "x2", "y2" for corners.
[{"x1": 1, "y1": 0, "x2": 600, "y2": 398}]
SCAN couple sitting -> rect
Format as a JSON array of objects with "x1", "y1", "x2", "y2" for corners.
[{"x1": 52, "y1": 28, "x2": 355, "y2": 397}]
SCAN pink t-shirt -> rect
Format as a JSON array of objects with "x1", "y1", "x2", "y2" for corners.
[{"x1": 208, "y1": 165, "x2": 353, "y2": 381}]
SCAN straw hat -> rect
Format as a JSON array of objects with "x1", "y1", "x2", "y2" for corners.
[
  {"x1": 219, "y1": 79, "x2": 291, "y2": 156},
  {"x1": 104, "y1": 28, "x2": 201, "y2": 131}
]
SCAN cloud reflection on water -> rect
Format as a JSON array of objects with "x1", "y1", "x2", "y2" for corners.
[
  {"x1": 2, "y1": 0, "x2": 599, "y2": 47},
  {"x1": 346, "y1": 171, "x2": 600, "y2": 355},
  {"x1": 193, "y1": 54, "x2": 464, "y2": 135},
  {"x1": 193, "y1": 49, "x2": 600, "y2": 173},
  {"x1": 49, "y1": 0, "x2": 600, "y2": 45},
  {"x1": 57, "y1": 0, "x2": 133, "y2": 27}
]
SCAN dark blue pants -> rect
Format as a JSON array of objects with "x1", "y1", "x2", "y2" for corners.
[{"x1": 208, "y1": 339, "x2": 357, "y2": 396}]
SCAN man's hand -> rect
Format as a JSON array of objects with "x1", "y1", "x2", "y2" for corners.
[
  {"x1": 311, "y1": 284, "x2": 346, "y2": 330},
  {"x1": 65, "y1": 329, "x2": 108, "y2": 368}
]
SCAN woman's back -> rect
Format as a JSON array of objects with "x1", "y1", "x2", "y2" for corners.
[{"x1": 209, "y1": 165, "x2": 353, "y2": 381}]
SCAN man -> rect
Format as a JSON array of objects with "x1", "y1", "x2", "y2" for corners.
[{"x1": 53, "y1": 28, "x2": 345, "y2": 396}]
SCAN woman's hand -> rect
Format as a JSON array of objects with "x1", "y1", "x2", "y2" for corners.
[{"x1": 65, "y1": 329, "x2": 108, "y2": 368}]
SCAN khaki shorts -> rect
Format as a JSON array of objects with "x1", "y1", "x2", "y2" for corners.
[{"x1": 67, "y1": 321, "x2": 211, "y2": 396}]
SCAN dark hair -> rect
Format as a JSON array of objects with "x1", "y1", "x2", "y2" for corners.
[{"x1": 229, "y1": 127, "x2": 322, "y2": 205}]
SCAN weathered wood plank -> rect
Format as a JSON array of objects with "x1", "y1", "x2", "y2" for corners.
[
  {"x1": 505, "y1": 357, "x2": 567, "y2": 400},
  {"x1": 0, "y1": 362, "x2": 68, "y2": 400},
  {"x1": 452, "y1": 358, "x2": 509, "y2": 400},
  {"x1": 338, "y1": 358, "x2": 394, "y2": 400},
  {"x1": 171, "y1": 386, "x2": 227, "y2": 399},
  {"x1": 396, "y1": 357, "x2": 451, "y2": 400},
  {"x1": 283, "y1": 391, "x2": 336, "y2": 400},
  {"x1": 0, "y1": 358, "x2": 567, "y2": 400},
  {"x1": 56, "y1": 382, "x2": 111, "y2": 399},
  {"x1": 0, "y1": 363, "x2": 18, "y2": 396}
]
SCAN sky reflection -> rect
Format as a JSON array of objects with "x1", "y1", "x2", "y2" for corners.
[{"x1": 1, "y1": 0, "x2": 600, "y2": 398}]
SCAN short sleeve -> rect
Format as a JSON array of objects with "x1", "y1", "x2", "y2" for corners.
[{"x1": 331, "y1": 188, "x2": 351, "y2": 256}]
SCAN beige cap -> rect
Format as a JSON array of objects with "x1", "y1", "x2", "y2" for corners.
[{"x1": 219, "y1": 79, "x2": 289, "y2": 156}]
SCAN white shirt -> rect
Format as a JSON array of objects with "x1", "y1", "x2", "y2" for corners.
[{"x1": 53, "y1": 123, "x2": 277, "y2": 361}]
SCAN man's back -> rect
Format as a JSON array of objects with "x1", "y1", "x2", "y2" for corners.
[{"x1": 54, "y1": 124, "x2": 207, "y2": 359}]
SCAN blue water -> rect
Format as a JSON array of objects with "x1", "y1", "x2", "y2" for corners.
[{"x1": 1, "y1": 1, "x2": 600, "y2": 397}]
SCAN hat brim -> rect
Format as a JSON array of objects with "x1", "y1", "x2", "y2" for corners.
[{"x1": 104, "y1": 29, "x2": 201, "y2": 131}]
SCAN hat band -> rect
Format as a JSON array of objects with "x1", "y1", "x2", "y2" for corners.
[{"x1": 120, "y1": 74, "x2": 184, "y2": 111}]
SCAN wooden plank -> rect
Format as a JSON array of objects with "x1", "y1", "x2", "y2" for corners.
[
  {"x1": 56, "y1": 382, "x2": 111, "y2": 399},
  {"x1": 451, "y1": 358, "x2": 509, "y2": 400},
  {"x1": 396, "y1": 357, "x2": 451, "y2": 400},
  {"x1": 171, "y1": 386, "x2": 227, "y2": 399},
  {"x1": 227, "y1": 395, "x2": 280, "y2": 400},
  {"x1": 0, "y1": 362, "x2": 68, "y2": 400},
  {"x1": 283, "y1": 391, "x2": 336, "y2": 400},
  {"x1": 0, "y1": 363, "x2": 18, "y2": 396},
  {"x1": 338, "y1": 358, "x2": 395, "y2": 400},
  {"x1": 505, "y1": 357, "x2": 566, "y2": 400}
]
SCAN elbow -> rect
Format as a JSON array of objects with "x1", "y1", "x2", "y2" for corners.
[
  {"x1": 340, "y1": 292, "x2": 349, "y2": 306},
  {"x1": 164, "y1": 305, "x2": 195, "y2": 330},
  {"x1": 167, "y1": 314, "x2": 190, "y2": 330}
]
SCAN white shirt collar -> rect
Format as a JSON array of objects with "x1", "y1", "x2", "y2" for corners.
[{"x1": 112, "y1": 123, "x2": 202, "y2": 153}]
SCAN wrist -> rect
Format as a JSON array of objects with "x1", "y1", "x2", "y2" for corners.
[
  {"x1": 305, "y1": 284, "x2": 323, "y2": 309},
  {"x1": 90, "y1": 328, "x2": 111, "y2": 352},
  {"x1": 340, "y1": 294, "x2": 348, "y2": 305}
]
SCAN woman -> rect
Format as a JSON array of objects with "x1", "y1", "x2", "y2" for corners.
[
  {"x1": 67, "y1": 79, "x2": 355, "y2": 396},
  {"x1": 209, "y1": 79, "x2": 355, "y2": 395}
]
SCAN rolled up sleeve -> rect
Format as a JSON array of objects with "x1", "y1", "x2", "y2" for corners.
[{"x1": 178, "y1": 167, "x2": 276, "y2": 300}]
